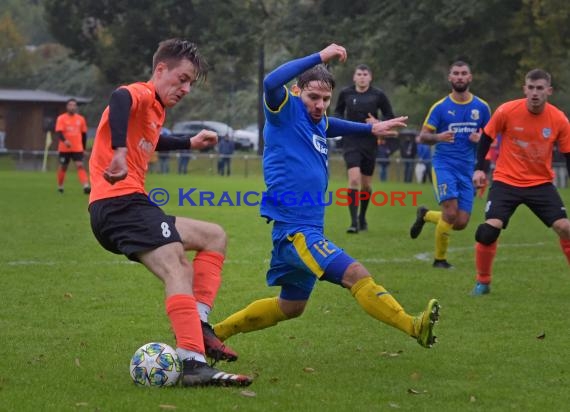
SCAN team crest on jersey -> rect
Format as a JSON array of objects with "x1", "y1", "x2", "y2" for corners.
[
  {"x1": 312, "y1": 134, "x2": 328, "y2": 155},
  {"x1": 542, "y1": 128, "x2": 551, "y2": 138},
  {"x1": 470, "y1": 109, "x2": 480, "y2": 120}
]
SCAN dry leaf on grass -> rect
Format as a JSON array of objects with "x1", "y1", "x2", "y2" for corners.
[
  {"x1": 240, "y1": 390, "x2": 256, "y2": 397},
  {"x1": 410, "y1": 372, "x2": 421, "y2": 381},
  {"x1": 303, "y1": 367, "x2": 315, "y2": 373},
  {"x1": 158, "y1": 404, "x2": 177, "y2": 410},
  {"x1": 380, "y1": 350, "x2": 403, "y2": 358},
  {"x1": 74, "y1": 358, "x2": 81, "y2": 367},
  {"x1": 407, "y1": 388, "x2": 428, "y2": 395}
]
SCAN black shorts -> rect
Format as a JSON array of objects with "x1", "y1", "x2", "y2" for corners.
[
  {"x1": 343, "y1": 148, "x2": 377, "y2": 176},
  {"x1": 486, "y1": 181, "x2": 567, "y2": 228},
  {"x1": 58, "y1": 152, "x2": 84, "y2": 165},
  {"x1": 89, "y1": 193, "x2": 182, "y2": 261}
]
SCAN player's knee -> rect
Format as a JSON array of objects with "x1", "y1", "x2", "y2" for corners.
[
  {"x1": 552, "y1": 218, "x2": 570, "y2": 239},
  {"x1": 475, "y1": 223, "x2": 501, "y2": 245},
  {"x1": 282, "y1": 305, "x2": 305, "y2": 319},
  {"x1": 205, "y1": 223, "x2": 227, "y2": 250},
  {"x1": 278, "y1": 299, "x2": 307, "y2": 318},
  {"x1": 453, "y1": 217, "x2": 470, "y2": 231}
]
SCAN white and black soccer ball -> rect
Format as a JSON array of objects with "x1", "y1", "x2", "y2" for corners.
[{"x1": 130, "y1": 342, "x2": 182, "y2": 387}]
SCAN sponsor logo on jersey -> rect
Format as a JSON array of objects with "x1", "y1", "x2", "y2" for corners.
[
  {"x1": 312, "y1": 134, "x2": 328, "y2": 155},
  {"x1": 138, "y1": 137, "x2": 154, "y2": 153},
  {"x1": 448, "y1": 122, "x2": 478, "y2": 134}
]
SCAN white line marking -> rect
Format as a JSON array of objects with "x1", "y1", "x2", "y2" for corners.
[{"x1": 3, "y1": 242, "x2": 547, "y2": 266}]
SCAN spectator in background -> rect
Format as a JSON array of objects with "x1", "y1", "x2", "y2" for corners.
[
  {"x1": 553, "y1": 142, "x2": 568, "y2": 189},
  {"x1": 159, "y1": 127, "x2": 172, "y2": 174},
  {"x1": 400, "y1": 131, "x2": 417, "y2": 183},
  {"x1": 416, "y1": 137, "x2": 432, "y2": 183},
  {"x1": 178, "y1": 149, "x2": 191, "y2": 174},
  {"x1": 376, "y1": 139, "x2": 391, "y2": 181},
  {"x1": 217, "y1": 134, "x2": 234, "y2": 176}
]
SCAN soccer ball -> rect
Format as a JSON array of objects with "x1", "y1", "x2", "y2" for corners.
[{"x1": 129, "y1": 342, "x2": 182, "y2": 387}]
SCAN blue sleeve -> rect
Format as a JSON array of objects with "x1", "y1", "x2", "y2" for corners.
[
  {"x1": 326, "y1": 116, "x2": 372, "y2": 137},
  {"x1": 263, "y1": 53, "x2": 322, "y2": 110}
]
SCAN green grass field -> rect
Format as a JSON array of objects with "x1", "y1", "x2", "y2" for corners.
[{"x1": 0, "y1": 171, "x2": 569, "y2": 412}]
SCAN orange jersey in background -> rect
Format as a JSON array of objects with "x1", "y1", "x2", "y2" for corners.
[
  {"x1": 484, "y1": 99, "x2": 570, "y2": 187},
  {"x1": 55, "y1": 113, "x2": 87, "y2": 152},
  {"x1": 89, "y1": 82, "x2": 165, "y2": 203}
]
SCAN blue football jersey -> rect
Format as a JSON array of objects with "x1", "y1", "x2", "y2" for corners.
[
  {"x1": 424, "y1": 94, "x2": 491, "y2": 167},
  {"x1": 261, "y1": 87, "x2": 330, "y2": 226}
]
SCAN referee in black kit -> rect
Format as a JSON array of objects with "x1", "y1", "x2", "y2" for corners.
[{"x1": 334, "y1": 64, "x2": 394, "y2": 233}]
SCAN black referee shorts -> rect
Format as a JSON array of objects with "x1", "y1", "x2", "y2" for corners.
[
  {"x1": 343, "y1": 147, "x2": 378, "y2": 176},
  {"x1": 89, "y1": 193, "x2": 182, "y2": 261},
  {"x1": 485, "y1": 181, "x2": 567, "y2": 228}
]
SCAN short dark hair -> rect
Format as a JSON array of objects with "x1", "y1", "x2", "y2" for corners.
[
  {"x1": 449, "y1": 60, "x2": 470, "y2": 72},
  {"x1": 297, "y1": 64, "x2": 335, "y2": 91},
  {"x1": 66, "y1": 98, "x2": 77, "y2": 104},
  {"x1": 152, "y1": 38, "x2": 208, "y2": 81},
  {"x1": 355, "y1": 64, "x2": 372, "y2": 75},
  {"x1": 525, "y1": 69, "x2": 551, "y2": 85}
]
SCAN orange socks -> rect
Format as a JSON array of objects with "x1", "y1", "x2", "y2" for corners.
[
  {"x1": 77, "y1": 165, "x2": 89, "y2": 186},
  {"x1": 475, "y1": 241, "x2": 497, "y2": 284},
  {"x1": 192, "y1": 251, "x2": 224, "y2": 308},
  {"x1": 165, "y1": 294, "x2": 204, "y2": 354},
  {"x1": 560, "y1": 238, "x2": 570, "y2": 265},
  {"x1": 57, "y1": 167, "x2": 66, "y2": 186}
]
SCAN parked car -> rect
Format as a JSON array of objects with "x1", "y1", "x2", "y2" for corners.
[
  {"x1": 171, "y1": 120, "x2": 233, "y2": 152},
  {"x1": 233, "y1": 124, "x2": 259, "y2": 151}
]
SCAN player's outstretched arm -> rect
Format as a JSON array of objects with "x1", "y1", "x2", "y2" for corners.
[
  {"x1": 327, "y1": 117, "x2": 371, "y2": 137},
  {"x1": 318, "y1": 43, "x2": 347, "y2": 64},
  {"x1": 327, "y1": 116, "x2": 407, "y2": 138},
  {"x1": 263, "y1": 43, "x2": 347, "y2": 111},
  {"x1": 263, "y1": 53, "x2": 321, "y2": 110},
  {"x1": 370, "y1": 116, "x2": 408, "y2": 137}
]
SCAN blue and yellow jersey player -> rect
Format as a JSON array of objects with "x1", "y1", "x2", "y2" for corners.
[
  {"x1": 409, "y1": 61, "x2": 491, "y2": 269},
  {"x1": 214, "y1": 43, "x2": 440, "y2": 354}
]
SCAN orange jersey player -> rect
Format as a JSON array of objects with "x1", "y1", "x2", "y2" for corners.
[
  {"x1": 55, "y1": 99, "x2": 90, "y2": 194},
  {"x1": 471, "y1": 69, "x2": 570, "y2": 295},
  {"x1": 88, "y1": 38, "x2": 252, "y2": 387}
]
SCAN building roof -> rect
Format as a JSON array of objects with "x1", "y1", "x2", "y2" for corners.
[{"x1": 0, "y1": 89, "x2": 91, "y2": 104}]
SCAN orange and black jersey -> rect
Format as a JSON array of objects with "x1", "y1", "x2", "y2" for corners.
[{"x1": 483, "y1": 99, "x2": 570, "y2": 187}]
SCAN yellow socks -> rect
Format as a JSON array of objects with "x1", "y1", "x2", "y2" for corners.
[
  {"x1": 350, "y1": 277, "x2": 414, "y2": 336},
  {"x1": 425, "y1": 210, "x2": 441, "y2": 224},
  {"x1": 213, "y1": 297, "x2": 287, "y2": 341},
  {"x1": 435, "y1": 218, "x2": 453, "y2": 260}
]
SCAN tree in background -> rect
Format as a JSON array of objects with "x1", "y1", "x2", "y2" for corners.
[
  {"x1": 37, "y1": 0, "x2": 570, "y2": 129},
  {"x1": 0, "y1": 13, "x2": 32, "y2": 87}
]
